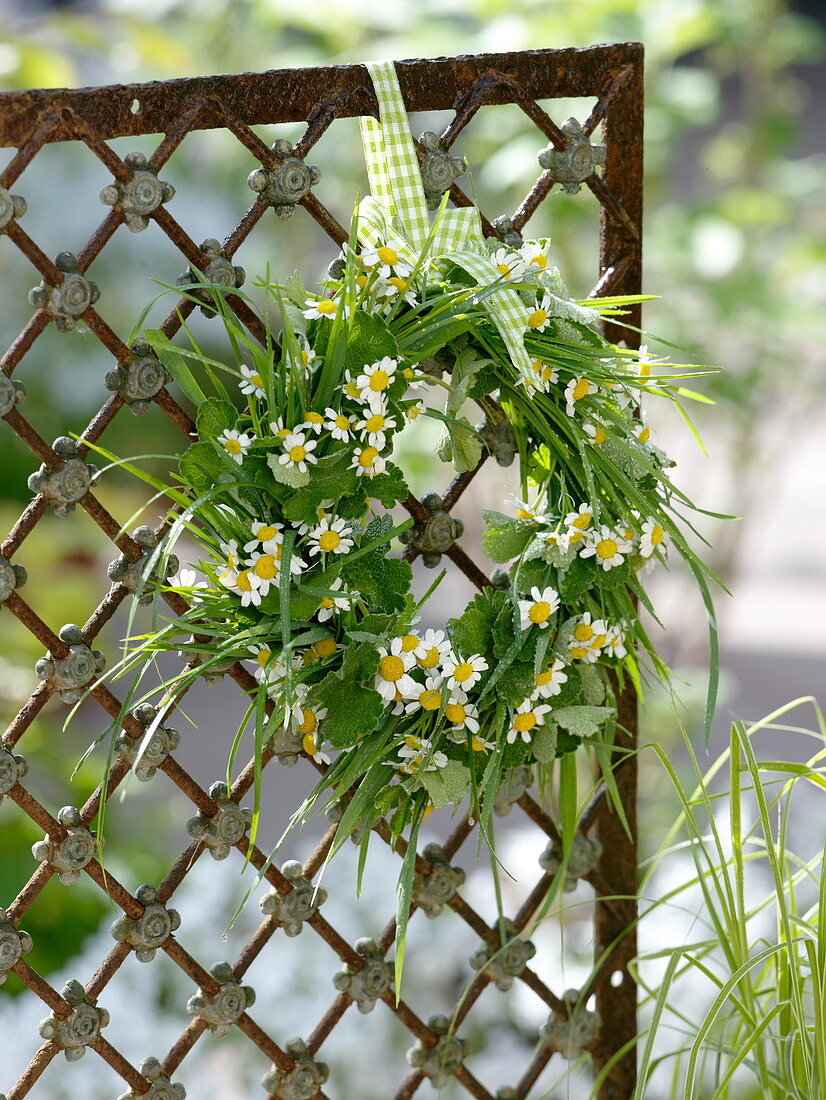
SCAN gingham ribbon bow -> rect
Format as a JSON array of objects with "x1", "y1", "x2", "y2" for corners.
[{"x1": 359, "y1": 61, "x2": 533, "y2": 377}]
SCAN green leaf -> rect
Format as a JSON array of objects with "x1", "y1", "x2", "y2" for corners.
[
  {"x1": 282, "y1": 450, "x2": 358, "y2": 525},
  {"x1": 577, "y1": 665, "x2": 606, "y2": 706},
  {"x1": 481, "y1": 510, "x2": 535, "y2": 563},
  {"x1": 366, "y1": 462, "x2": 408, "y2": 507},
  {"x1": 314, "y1": 679, "x2": 384, "y2": 748},
  {"x1": 179, "y1": 441, "x2": 233, "y2": 495},
  {"x1": 344, "y1": 311, "x2": 399, "y2": 373},
  {"x1": 196, "y1": 396, "x2": 237, "y2": 441},
  {"x1": 420, "y1": 760, "x2": 471, "y2": 809},
  {"x1": 266, "y1": 452, "x2": 310, "y2": 489},
  {"x1": 498, "y1": 661, "x2": 536, "y2": 707},
  {"x1": 533, "y1": 723, "x2": 558, "y2": 763},
  {"x1": 144, "y1": 329, "x2": 207, "y2": 407},
  {"x1": 552, "y1": 705, "x2": 614, "y2": 738},
  {"x1": 555, "y1": 729, "x2": 582, "y2": 757},
  {"x1": 340, "y1": 642, "x2": 380, "y2": 683},
  {"x1": 284, "y1": 270, "x2": 307, "y2": 308},
  {"x1": 558, "y1": 557, "x2": 595, "y2": 601}
]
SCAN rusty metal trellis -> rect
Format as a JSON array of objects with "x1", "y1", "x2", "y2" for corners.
[{"x1": 0, "y1": 44, "x2": 643, "y2": 1100}]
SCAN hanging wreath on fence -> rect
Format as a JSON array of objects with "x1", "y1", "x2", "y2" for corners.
[{"x1": 93, "y1": 62, "x2": 716, "y2": 968}]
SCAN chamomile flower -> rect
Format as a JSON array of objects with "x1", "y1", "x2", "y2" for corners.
[
  {"x1": 279, "y1": 431, "x2": 318, "y2": 475},
  {"x1": 640, "y1": 518, "x2": 668, "y2": 558},
  {"x1": 375, "y1": 275, "x2": 417, "y2": 307},
  {"x1": 564, "y1": 377, "x2": 597, "y2": 416},
  {"x1": 301, "y1": 731, "x2": 330, "y2": 766},
  {"x1": 525, "y1": 291, "x2": 553, "y2": 332},
  {"x1": 325, "y1": 408, "x2": 355, "y2": 441},
  {"x1": 399, "y1": 631, "x2": 422, "y2": 654},
  {"x1": 521, "y1": 240, "x2": 551, "y2": 272},
  {"x1": 292, "y1": 692, "x2": 328, "y2": 740},
  {"x1": 520, "y1": 357, "x2": 558, "y2": 393},
  {"x1": 505, "y1": 494, "x2": 547, "y2": 525},
  {"x1": 375, "y1": 638, "x2": 417, "y2": 703},
  {"x1": 169, "y1": 567, "x2": 207, "y2": 595},
  {"x1": 443, "y1": 653, "x2": 489, "y2": 692},
  {"x1": 239, "y1": 364, "x2": 265, "y2": 397},
  {"x1": 248, "y1": 643, "x2": 275, "y2": 682},
  {"x1": 308, "y1": 517, "x2": 354, "y2": 557},
  {"x1": 443, "y1": 690, "x2": 480, "y2": 735},
  {"x1": 244, "y1": 522, "x2": 283, "y2": 553},
  {"x1": 580, "y1": 525, "x2": 631, "y2": 571},
  {"x1": 634, "y1": 410, "x2": 651, "y2": 445},
  {"x1": 405, "y1": 399, "x2": 425, "y2": 421},
  {"x1": 343, "y1": 370, "x2": 364, "y2": 402},
  {"x1": 233, "y1": 567, "x2": 263, "y2": 607},
  {"x1": 413, "y1": 629, "x2": 451, "y2": 671},
  {"x1": 350, "y1": 445, "x2": 386, "y2": 478},
  {"x1": 303, "y1": 296, "x2": 347, "y2": 321},
  {"x1": 217, "y1": 428, "x2": 252, "y2": 465},
  {"x1": 603, "y1": 624, "x2": 627, "y2": 659},
  {"x1": 361, "y1": 244, "x2": 413, "y2": 280},
  {"x1": 316, "y1": 577, "x2": 352, "y2": 622},
  {"x1": 518, "y1": 586, "x2": 560, "y2": 631},
  {"x1": 356, "y1": 357, "x2": 398, "y2": 404},
  {"x1": 405, "y1": 675, "x2": 445, "y2": 714},
  {"x1": 290, "y1": 337, "x2": 318, "y2": 372},
  {"x1": 490, "y1": 247, "x2": 526, "y2": 280},
  {"x1": 561, "y1": 504, "x2": 594, "y2": 548},
  {"x1": 534, "y1": 659, "x2": 568, "y2": 698},
  {"x1": 583, "y1": 419, "x2": 608, "y2": 446},
  {"x1": 356, "y1": 401, "x2": 397, "y2": 449},
  {"x1": 248, "y1": 545, "x2": 306, "y2": 589},
  {"x1": 507, "y1": 699, "x2": 553, "y2": 744},
  {"x1": 568, "y1": 612, "x2": 607, "y2": 662},
  {"x1": 300, "y1": 410, "x2": 326, "y2": 435},
  {"x1": 270, "y1": 418, "x2": 292, "y2": 440},
  {"x1": 398, "y1": 736, "x2": 447, "y2": 776}
]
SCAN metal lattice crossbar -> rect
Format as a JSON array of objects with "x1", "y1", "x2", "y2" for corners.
[{"x1": 0, "y1": 44, "x2": 643, "y2": 1099}]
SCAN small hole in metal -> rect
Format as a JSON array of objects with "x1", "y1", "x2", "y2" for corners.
[
  {"x1": 610, "y1": 970, "x2": 624, "y2": 988},
  {"x1": 130, "y1": 98, "x2": 141, "y2": 115}
]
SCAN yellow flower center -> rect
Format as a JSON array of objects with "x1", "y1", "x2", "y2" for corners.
[
  {"x1": 306, "y1": 411, "x2": 324, "y2": 425},
  {"x1": 289, "y1": 444, "x2": 306, "y2": 462},
  {"x1": 471, "y1": 736, "x2": 487, "y2": 751},
  {"x1": 530, "y1": 253, "x2": 548, "y2": 270},
  {"x1": 377, "y1": 246, "x2": 399, "y2": 266},
  {"x1": 570, "y1": 646, "x2": 589, "y2": 660},
  {"x1": 405, "y1": 735, "x2": 424, "y2": 750},
  {"x1": 452, "y1": 662, "x2": 474, "y2": 684},
  {"x1": 365, "y1": 414, "x2": 385, "y2": 433},
  {"x1": 572, "y1": 512, "x2": 592, "y2": 530},
  {"x1": 536, "y1": 668, "x2": 553, "y2": 686},
  {"x1": 572, "y1": 379, "x2": 590, "y2": 401},
  {"x1": 379, "y1": 655, "x2": 405, "y2": 682},
  {"x1": 335, "y1": 414, "x2": 350, "y2": 431},
  {"x1": 650, "y1": 525, "x2": 663, "y2": 545},
  {"x1": 389, "y1": 276, "x2": 408, "y2": 291},
  {"x1": 318, "y1": 530, "x2": 341, "y2": 552},
  {"x1": 276, "y1": 427, "x2": 290, "y2": 438},
  {"x1": 517, "y1": 508, "x2": 534, "y2": 521},
  {"x1": 256, "y1": 648, "x2": 271, "y2": 668},
  {"x1": 514, "y1": 712, "x2": 537, "y2": 733},
  {"x1": 256, "y1": 525, "x2": 278, "y2": 542},
  {"x1": 355, "y1": 274, "x2": 368, "y2": 288},
  {"x1": 638, "y1": 426, "x2": 651, "y2": 443},
  {"x1": 302, "y1": 731, "x2": 318, "y2": 755},
  {"x1": 401, "y1": 634, "x2": 420, "y2": 652},
  {"x1": 419, "y1": 689, "x2": 442, "y2": 711},
  {"x1": 358, "y1": 446, "x2": 379, "y2": 468},
  {"x1": 496, "y1": 263, "x2": 511, "y2": 276},
  {"x1": 298, "y1": 709, "x2": 318, "y2": 735},
  {"x1": 368, "y1": 370, "x2": 389, "y2": 392},
  {"x1": 316, "y1": 299, "x2": 337, "y2": 315},
  {"x1": 418, "y1": 647, "x2": 441, "y2": 669},
  {"x1": 574, "y1": 623, "x2": 594, "y2": 642},
  {"x1": 314, "y1": 637, "x2": 337, "y2": 658},
  {"x1": 444, "y1": 702, "x2": 466, "y2": 724},
  {"x1": 224, "y1": 438, "x2": 242, "y2": 454},
  {"x1": 592, "y1": 424, "x2": 607, "y2": 444},
  {"x1": 236, "y1": 570, "x2": 253, "y2": 592},
  {"x1": 529, "y1": 601, "x2": 552, "y2": 624},
  {"x1": 527, "y1": 308, "x2": 548, "y2": 329},
  {"x1": 249, "y1": 373, "x2": 263, "y2": 387},
  {"x1": 591, "y1": 634, "x2": 607, "y2": 650},
  {"x1": 320, "y1": 596, "x2": 334, "y2": 610},
  {"x1": 254, "y1": 555, "x2": 278, "y2": 580},
  {"x1": 407, "y1": 405, "x2": 421, "y2": 419},
  {"x1": 596, "y1": 538, "x2": 618, "y2": 560},
  {"x1": 345, "y1": 381, "x2": 360, "y2": 399}
]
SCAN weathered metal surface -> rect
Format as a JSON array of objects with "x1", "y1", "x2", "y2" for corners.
[{"x1": 0, "y1": 42, "x2": 642, "y2": 1100}]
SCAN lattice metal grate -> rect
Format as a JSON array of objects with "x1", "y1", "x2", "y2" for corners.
[{"x1": 0, "y1": 45, "x2": 643, "y2": 1099}]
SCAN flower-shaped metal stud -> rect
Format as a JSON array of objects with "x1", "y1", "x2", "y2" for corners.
[
  {"x1": 412, "y1": 843, "x2": 465, "y2": 918},
  {"x1": 0, "y1": 555, "x2": 27, "y2": 606},
  {"x1": 111, "y1": 884, "x2": 180, "y2": 962},
  {"x1": 325, "y1": 798, "x2": 366, "y2": 844},
  {"x1": 417, "y1": 131, "x2": 467, "y2": 209},
  {"x1": 28, "y1": 436, "x2": 98, "y2": 517},
  {"x1": 539, "y1": 832, "x2": 602, "y2": 891},
  {"x1": 492, "y1": 215, "x2": 523, "y2": 247},
  {"x1": 0, "y1": 907, "x2": 33, "y2": 983},
  {"x1": 0, "y1": 747, "x2": 27, "y2": 803},
  {"x1": 104, "y1": 339, "x2": 170, "y2": 415},
  {"x1": 406, "y1": 1013, "x2": 467, "y2": 1087},
  {"x1": 186, "y1": 961, "x2": 254, "y2": 1038},
  {"x1": 479, "y1": 415, "x2": 518, "y2": 467},
  {"x1": 399, "y1": 492, "x2": 464, "y2": 568},
  {"x1": 38, "y1": 979, "x2": 109, "y2": 1060},
  {"x1": 0, "y1": 185, "x2": 26, "y2": 230},
  {"x1": 32, "y1": 806, "x2": 97, "y2": 885},
  {"x1": 261, "y1": 1037, "x2": 329, "y2": 1099},
  {"x1": 269, "y1": 720, "x2": 305, "y2": 767},
  {"x1": 496, "y1": 1089, "x2": 519, "y2": 1100},
  {"x1": 540, "y1": 988, "x2": 601, "y2": 1059},
  {"x1": 35, "y1": 623, "x2": 106, "y2": 705},
  {"x1": 0, "y1": 373, "x2": 26, "y2": 418},
  {"x1": 99, "y1": 152, "x2": 175, "y2": 232},
  {"x1": 176, "y1": 238, "x2": 246, "y2": 317},
  {"x1": 537, "y1": 117, "x2": 606, "y2": 195},
  {"x1": 248, "y1": 140, "x2": 321, "y2": 220},
  {"x1": 493, "y1": 765, "x2": 533, "y2": 817},
  {"x1": 117, "y1": 1056, "x2": 186, "y2": 1100},
  {"x1": 28, "y1": 252, "x2": 99, "y2": 332},
  {"x1": 260, "y1": 860, "x2": 327, "y2": 936},
  {"x1": 469, "y1": 919, "x2": 536, "y2": 991},
  {"x1": 332, "y1": 937, "x2": 393, "y2": 1013},
  {"x1": 115, "y1": 703, "x2": 180, "y2": 782},
  {"x1": 108, "y1": 525, "x2": 179, "y2": 605},
  {"x1": 186, "y1": 781, "x2": 252, "y2": 860}
]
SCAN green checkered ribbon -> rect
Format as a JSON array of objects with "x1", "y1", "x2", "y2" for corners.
[{"x1": 359, "y1": 61, "x2": 533, "y2": 378}]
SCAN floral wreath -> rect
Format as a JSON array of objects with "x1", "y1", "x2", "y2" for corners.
[{"x1": 100, "y1": 63, "x2": 715, "y2": 952}]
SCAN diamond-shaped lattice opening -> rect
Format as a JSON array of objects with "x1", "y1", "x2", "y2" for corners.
[{"x1": 1, "y1": 46, "x2": 643, "y2": 1099}]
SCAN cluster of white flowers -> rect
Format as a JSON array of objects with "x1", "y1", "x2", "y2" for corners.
[{"x1": 566, "y1": 612, "x2": 626, "y2": 664}]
